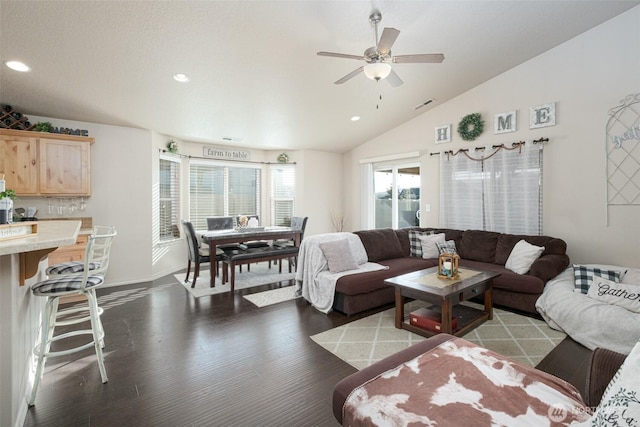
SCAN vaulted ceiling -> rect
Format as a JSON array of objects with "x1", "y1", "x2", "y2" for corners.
[{"x1": 1, "y1": 1, "x2": 637, "y2": 153}]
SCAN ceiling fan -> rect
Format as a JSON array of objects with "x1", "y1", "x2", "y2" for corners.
[{"x1": 317, "y1": 9, "x2": 444, "y2": 87}]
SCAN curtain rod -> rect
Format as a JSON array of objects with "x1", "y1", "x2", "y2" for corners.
[
  {"x1": 159, "y1": 149, "x2": 297, "y2": 165},
  {"x1": 429, "y1": 137, "x2": 548, "y2": 156}
]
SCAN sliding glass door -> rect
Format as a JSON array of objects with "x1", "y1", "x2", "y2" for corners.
[{"x1": 373, "y1": 164, "x2": 420, "y2": 229}]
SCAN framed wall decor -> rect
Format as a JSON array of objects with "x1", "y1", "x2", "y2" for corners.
[
  {"x1": 494, "y1": 111, "x2": 517, "y2": 134},
  {"x1": 435, "y1": 124, "x2": 451, "y2": 144},
  {"x1": 530, "y1": 102, "x2": 556, "y2": 129}
]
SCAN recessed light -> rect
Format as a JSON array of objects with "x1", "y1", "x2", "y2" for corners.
[
  {"x1": 4, "y1": 60, "x2": 31, "y2": 72},
  {"x1": 173, "y1": 73, "x2": 190, "y2": 83},
  {"x1": 351, "y1": 116, "x2": 361, "y2": 122}
]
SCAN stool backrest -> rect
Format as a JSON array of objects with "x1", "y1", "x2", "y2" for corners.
[{"x1": 79, "y1": 226, "x2": 117, "y2": 290}]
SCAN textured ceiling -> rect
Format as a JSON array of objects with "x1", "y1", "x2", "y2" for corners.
[{"x1": 1, "y1": 1, "x2": 638, "y2": 153}]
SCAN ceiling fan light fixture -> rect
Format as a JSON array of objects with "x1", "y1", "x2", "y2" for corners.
[{"x1": 363, "y1": 62, "x2": 391, "y2": 81}]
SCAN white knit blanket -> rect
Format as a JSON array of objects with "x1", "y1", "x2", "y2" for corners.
[
  {"x1": 536, "y1": 264, "x2": 640, "y2": 354},
  {"x1": 295, "y1": 232, "x2": 387, "y2": 313}
]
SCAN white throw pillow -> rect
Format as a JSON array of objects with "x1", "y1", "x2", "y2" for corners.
[
  {"x1": 505, "y1": 239, "x2": 545, "y2": 274},
  {"x1": 418, "y1": 233, "x2": 445, "y2": 259},
  {"x1": 571, "y1": 340, "x2": 640, "y2": 426},
  {"x1": 587, "y1": 276, "x2": 640, "y2": 313}
]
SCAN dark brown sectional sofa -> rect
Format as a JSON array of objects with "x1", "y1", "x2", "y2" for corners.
[{"x1": 332, "y1": 227, "x2": 569, "y2": 316}]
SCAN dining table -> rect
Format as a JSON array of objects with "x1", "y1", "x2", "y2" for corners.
[{"x1": 199, "y1": 226, "x2": 302, "y2": 287}]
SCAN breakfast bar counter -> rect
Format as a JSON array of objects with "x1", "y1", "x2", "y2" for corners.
[{"x1": 0, "y1": 220, "x2": 80, "y2": 427}]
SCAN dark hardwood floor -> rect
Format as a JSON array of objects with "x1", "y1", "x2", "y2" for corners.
[
  {"x1": 23, "y1": 270, "x2": 592, "y2": 427},
  {"x1": 23, "y1": 271, "x2": 377, "y2": 427}
]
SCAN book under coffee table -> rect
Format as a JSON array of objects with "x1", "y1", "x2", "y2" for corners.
[{"x1": 384, "y1": 266, "x2": 501, "y2": 338}]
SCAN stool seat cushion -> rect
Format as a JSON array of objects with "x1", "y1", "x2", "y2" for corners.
[
  {"x1": 46, "y1": 261, "x2": 101, "y2": 275},
  {"x1": 32, "y1": 275, "x2": 104, "y2": 294}
]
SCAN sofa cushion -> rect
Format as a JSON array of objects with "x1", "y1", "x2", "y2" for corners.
[
  {"x1": 319, "y1": 239, "x2": 359, "y2": 273},
  {"x1": 354, "y1": 229, "x2": 404, "y2": 262},
  {"x1": 424, "y1": 228, "x2": 464, "y2": 248},
  {"x1": 458, "y1": 230, "x2": 500, "y2": 263},
  {"x1": 408, "y1": 229, "x2": 434, "y2": 257},
  {"x1": 573, "y1": 264, "x2": 624, "y2": 294},
  {"x1": 436, "y1": 239, "x2": 458, "y2": 255},
  {"x1": 587, "y1": 277, "x2": 640, "y2": 313},
  {"x1": 418, "y1": 233, "x2": 445, "y2": 258},
  {"x1": 460, "y1": 260, "x2": 545, "y2": 294},
  {"x1": 495, "y1": 234, "x2": 566, "y2": 265},
  {"x1": 395, "y1": 228, "x2": 412, "y2": 257},
  {"x1": 335, "y1": 257, "x2": 436, "y2": 296},
  {"x1": 505, "y1": 240, "x2": 545, "y2": 274}
]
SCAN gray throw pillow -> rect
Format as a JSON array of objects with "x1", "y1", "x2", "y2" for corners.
[{"x1": 319, "y1": 239, "x2": 359, "y2": 273}]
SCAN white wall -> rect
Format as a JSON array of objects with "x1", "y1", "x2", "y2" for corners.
[
  {"x1": 295, "y1": 149, "x2": 344, "y2": 236},
  {"x1": 24, "y1": 116, "x2": 155, "y2": 285},
  {"x1": 344, "y1": 6, "x2": 640, "y2": 268}
]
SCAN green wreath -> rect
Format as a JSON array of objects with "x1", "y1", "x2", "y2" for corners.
[{"x1": 457, "y1": 113, "x2": 484, "y2": 141}]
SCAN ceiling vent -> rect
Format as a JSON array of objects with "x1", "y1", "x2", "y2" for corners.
[
  {"x1": 222, "y1": 136, "x2": 243, "y2": 142},
  {"x1": 414, "y1": 98, "x2": 435, "y2": 110}
]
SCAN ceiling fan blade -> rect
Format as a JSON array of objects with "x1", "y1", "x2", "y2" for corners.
[
  {"x1": 317, "y1": 51, "x2": 365, "y2": 61},
  {"x1": 377, "y1": 27, "x2": 400, "y2": 54},
  {"x1": 386, "y1": 69, "x2": 403, "y2": 87},
  {"x1": 393, "y1": 53, "x2": 445, "y2": 64},
  {"x1": 334, "y1": 66, "x2": 364, "y2": 84}
]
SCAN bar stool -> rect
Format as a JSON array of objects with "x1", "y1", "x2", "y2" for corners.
[
  {"x1": 44, "y1": 225, "x2": 112, "y2": 275},
  {"x1": 28, "y1": 226, "x2": 117, "y2": 406}
]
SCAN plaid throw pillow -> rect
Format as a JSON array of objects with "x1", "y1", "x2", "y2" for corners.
[
  {"x1": 573, "y1": 264, "x2": 624, "y2": 294},
  {"x1": 436, "y1": 240, "x2": 457, "y2": 255},
  {"x1": 409, "y1": 230, "x2": 434, "y2": 257}
]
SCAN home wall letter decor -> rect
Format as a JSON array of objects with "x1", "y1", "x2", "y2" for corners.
[
  {"x1": 606, "y1": 93, "x2": 640, "y2": 217},
  {"x1": 529, "y1": 103, "x2": 556, "y2": 129},
  {"x1": 435, "y1": 124, "x2": 451, "y2": 144},
  {"x1": 494, "y1": 111, "x2": 517, "y2": 134}
]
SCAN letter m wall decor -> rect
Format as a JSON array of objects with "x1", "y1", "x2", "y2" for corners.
[{"x1": 606, "y1": 93, "x2": 640, "y2": 223}]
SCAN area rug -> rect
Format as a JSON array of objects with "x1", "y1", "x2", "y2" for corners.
[
  {"x1": 310, "y1": 301, "x2": 566, "y2": 370},
  {"x1": 175, "y1": 262, "x2": 295, "y2": 298},
  {"x1": 243, "y1": 286, "x2": 300, "y2": 307}
]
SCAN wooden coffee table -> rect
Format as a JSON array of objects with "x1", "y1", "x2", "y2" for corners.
[{"x1": 384, "y1": 266, "x2": 501, "y2": 338}]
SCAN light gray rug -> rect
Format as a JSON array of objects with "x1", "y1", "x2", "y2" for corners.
[
  {"x1": 311, "y1": 301, "x2": 566, "y2": 370},
  {"x1": 243, "y1": 286, "x2": 300, "y2": 307},
  {"x1": 175, "y1": 262, "x2": 295, "y2": 298}
]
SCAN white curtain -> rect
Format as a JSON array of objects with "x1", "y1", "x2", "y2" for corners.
[
  {"x1": 484, "y1": 143, "x2": 542, "y2": 234},
  {"x1": 440, "y1": 142, "x2": 543, "y2": 234},
  {"x1": 440, "y1": 152, "x2": 483, "y2": 230}
]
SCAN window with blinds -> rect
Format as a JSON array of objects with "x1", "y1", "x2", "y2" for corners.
[
  {"x1": 270, "y1": 164, "x2": 295, "y2": 226},
  {"x1": 159, "y1": 157, "x2": 181, "y2": 241},
  {"x1": 440, "y1": 143, "x2": 543, "y2": 235},
  {"x1": 189, "y1": 161, "x2": 261, "y2": 230}
]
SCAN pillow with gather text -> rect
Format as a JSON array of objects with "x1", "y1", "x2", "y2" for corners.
[
  {"x1": 408, "y1": 230, "x2": 433, "y2": 258},
  {"x1": 418, "y1": 233, "x2": 445, "y2": 259},
  {"x1": 319, "y1": 239, "x2": 359, "y2": 273},
  {"x1": 586, "y1": 276, "x2": 640, "y2": 313},
  {"x1": 505, "y1": 239, "x2": 545, "y2": 275},
  {"x1": 573, "y1": 265, "x2": 624, "y2": 294}
]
